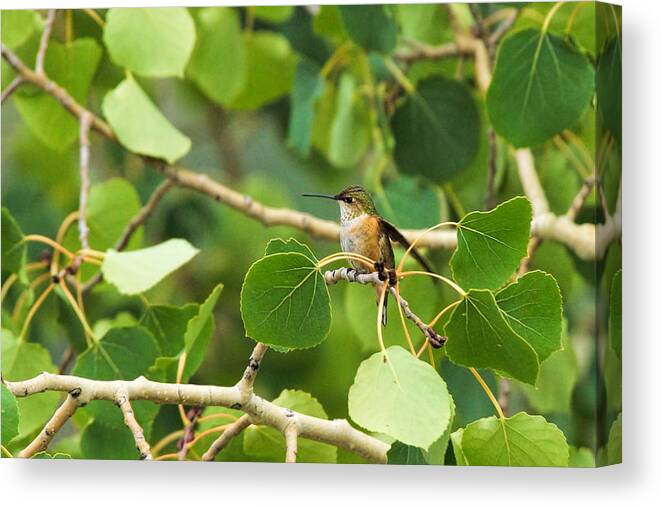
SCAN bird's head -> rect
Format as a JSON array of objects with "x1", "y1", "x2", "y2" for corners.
[{"x1": 303, "y1": 185, "x2": 377, "y2": 221}]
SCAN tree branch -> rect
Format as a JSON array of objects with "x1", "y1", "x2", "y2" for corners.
[
  {"x1": 4, "y1": 372, "x2": 389, "y2": 463},
  {"x1": 18, "y1": 391, "x2": 81, "y2": 458},
  {"x1": 284, "y1": 424, "x2": 299, "y2": 463},
  {"x1": 35, "y1": 10, "x2": 57, "y2": 76},
  {"x1": 201, "y1": 414, "x2": 251, "y2": 462},
  {"x1": 115, "y1": 391, "x2": 152, "y2": 460},
  {"x1": 78, "y1": 112, "x2": 92, "y2": 250},
  {"x1": 1, "y1": 76, "x2": 23, "y2": 104},
  {"x1": 323, "y1": 268, "x2": 446, "y2": 348},
  {"x1": 1, "y1": 41, "x2": 618, "y2": 260}
]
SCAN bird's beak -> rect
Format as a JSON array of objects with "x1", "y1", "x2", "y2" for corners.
[{"x1": 301, "y1": 193, "x2": 339, "y2": 201}]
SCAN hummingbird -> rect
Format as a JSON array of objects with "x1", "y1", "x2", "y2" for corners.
[{"x1": 303, "y1": 185, "x2": 434, "y2": 328}]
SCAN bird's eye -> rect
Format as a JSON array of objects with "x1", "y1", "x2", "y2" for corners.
[{"x1": 345, "y1": 197, "x2": 354, "y2": 204}]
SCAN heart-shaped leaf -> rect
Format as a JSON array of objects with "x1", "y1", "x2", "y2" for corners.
[
  {"x1": 486, "y1": 28, "x2": 594, "y2": 147},
  {"x1": 450, "y1": 196, "x2": 532, "y2": 290},
  {"x1": 445, "y1": 289, "x2": 539, "y2": 385},
  {"x1": 241, "y1": 252, "x2": 331, "y2": 349},
  {"x1": 348, "y1": 346, "x2": 453, "y2": 449},
  {"x1": 452, "y1": 412, "x2": 569, "y2": 466},
  {"x1": 392, "y1": 76, "x2": 480, "y2": 183}
]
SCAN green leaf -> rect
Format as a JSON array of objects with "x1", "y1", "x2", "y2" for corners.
[
  {"x1": 102, "y1": 239, "x2": 199, "y2": 295},
  {"x1": 569, "y1": 446, "x2": 595, "y2": 468},
  {"x1": 445, "y1": 289, "x2": 539, "y2": 385},
  {"x1": 496, "y1": 270, "x2": 562, "y2": 362},
  {"x1": 374, "y1": 176, "x2": 443, "y2": 230},
  {"x1": 596, "y1": 37, "x2": 622, "y2": 144},
  {"x1": 229, "y1": 32, "x2": 297, "y2": 110},
  {"x1": 2, "y1": 329, "x2": 59, "y2": 438},
  {"x1": 457, "y1": 412, "x2": 569, "y2": 466},
  {"x1": 392, "y1": 76, "x2": 480, "y2": 183},
  {"x1": 182, "y1": 284, "x2": 223, "y2": 381},
  {"x1": 103, "y1": 7, "x2": 195, "y2": 78},
  {"x1": 253, "y1": 6, "x2": 294, "y2": 24},
  {"x1": 14, "y1": 39, "x2": 102, "y2": 151},
  {"x1": 287, "y1": 60, "x2": 325, "y2": 157},
  {"x1": 486, "y1": 28, "x2": 595, "y2": 147},
  {"x1": 80, "y1": 419, "x2": 141, "y2": 460},
  {"x1": 64, "y1": 178, "x2": 143, "y2": 253},
  {"x1": 609, "y1": 269, "x2": 622, "y2": 359},
  {"x1": 395, "y1": 4, "x2": 451, "y2": 45},
  {"x1": 1, "y1": 10, "x2": 38, "y2": 48},
  {"x1": 102, "y1": 78, "x2": 191, "y2": 163},
  {"x1": 243, "y1": 390, "x2": 337, "y2": 463},
  {"x1": 241, "y1": 252, "x2": 331, "y2": 349},
  {"x1": 450, "y1": 428, "x2": 469, "y2": 466},
  {"x1": 72, "y1": 326, "x2": 160, "y2": 430},
  {"x1": 450, "y1": 196, "x2": 532, "y2": 290},
  {"x1": 140, "y1": 303, "x2": 199, "y2": 357},
  {"x1": 348, "y1": 346, "x2": 453, "y2": 449},
  {"x1": 264, "y1": 238, "x2": 317, "y2": 262},
  {"x1": 187, "y1": 7, "x2": 245, "y2": 106},
  {"x1": 1, "y1": 208, "x2": 26, "y2": 277},
  {"x1": 607, "y1": 413, "x2": 622, "y2": 464},
  {"x1": 387, "y1": 441, "x2": 428, "y2": 465},
  {"x1": 519, "y1": 326, "x2": 578, "y2": 414},
  {"x1": 328, "y1": 73, "x2": 370, "y2": 169},
  {"x1": 1, "y1": 384, "x2": 19, "y2": 446},
  {"x1": 32, "y1": 451, "x2": 72, "y2": 459},
  {"x1": 338, "y1": 5, "x2": 397, "y2": 54}
]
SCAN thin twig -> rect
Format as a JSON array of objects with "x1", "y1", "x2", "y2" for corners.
[
  {"x1": 485, "y1": 128, "x2": 498, "y2": 209},
  {"x1": 35, "y1": 10, "x2": 57, "y2": 76},
  {"x1": 78, "y1": 113, "x2": 92, "y2": 250},
  {"x1": 236, "y1": 343, "x2": 269, "y2": 399},
  {"x1": 323, "y1": 268, "x2": 446, "y2": 348},
  {"x1": 201, "y1": 414, "x2": 251, "y2": 461},
  {"x1": 1, "y1": 76, "x2": 23, "y2": 104},
  {"x1": 116, "y1": 391, "x2": 152, "y2": 460}
]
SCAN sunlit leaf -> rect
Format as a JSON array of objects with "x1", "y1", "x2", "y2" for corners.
[
  {"x1": 1, "y1": 384, "x2": 19, "y2": 446},
  {"x1": 453, "y1": 412, "x2": 569, "y2": 466},
  {"x1": 102, "y1": 78, "x2": 192, "y2": 163},
  {"x1": 348, "y1": 346, "x2": 453, "y2": 449},
  {"x1": 102, "y1": 239, "x2": 199, "y2": 295},
  {"x1": 104, "y1": 7, "x2": 196, "y2": 78}
]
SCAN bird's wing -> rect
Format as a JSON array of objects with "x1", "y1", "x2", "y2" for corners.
[{"x1": 379, "y1": 218, "x2": 435, "y2": 274}]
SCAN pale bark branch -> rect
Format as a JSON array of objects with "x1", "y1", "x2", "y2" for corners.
[
  {"x1": 1, "y1": 36, "x2": 617, "y2": 262},
  {"x1": 236, "y1": 343, "x2": 268, "y2": 399},
  {"x1": 78, "y1": 112, "x2": 92, "y2": 250},
  {"x1": 18, "y1": 392, "x2": 80, "y2": 458},
  {"x1": 115, "y1": 391, "x2": 152, "y2": 460},
  {"x1": 5, "y1": 372, "x2": 389, "y2": 463},
  {"x1": 284, "y1": 424, "x2": 299, "y2": 463},
  {"x1": 323, "y1": 268, "x2": 446, "y2": 348},
  {"x1": 201, "y1": 414, "x2": 251, "y2": 462},
  {"x1": 35, "y1": 10, "x2": 56, "y2": 76},
  {"x1": 1, "y1": 76, "x2": 23, "y2": 104}
]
